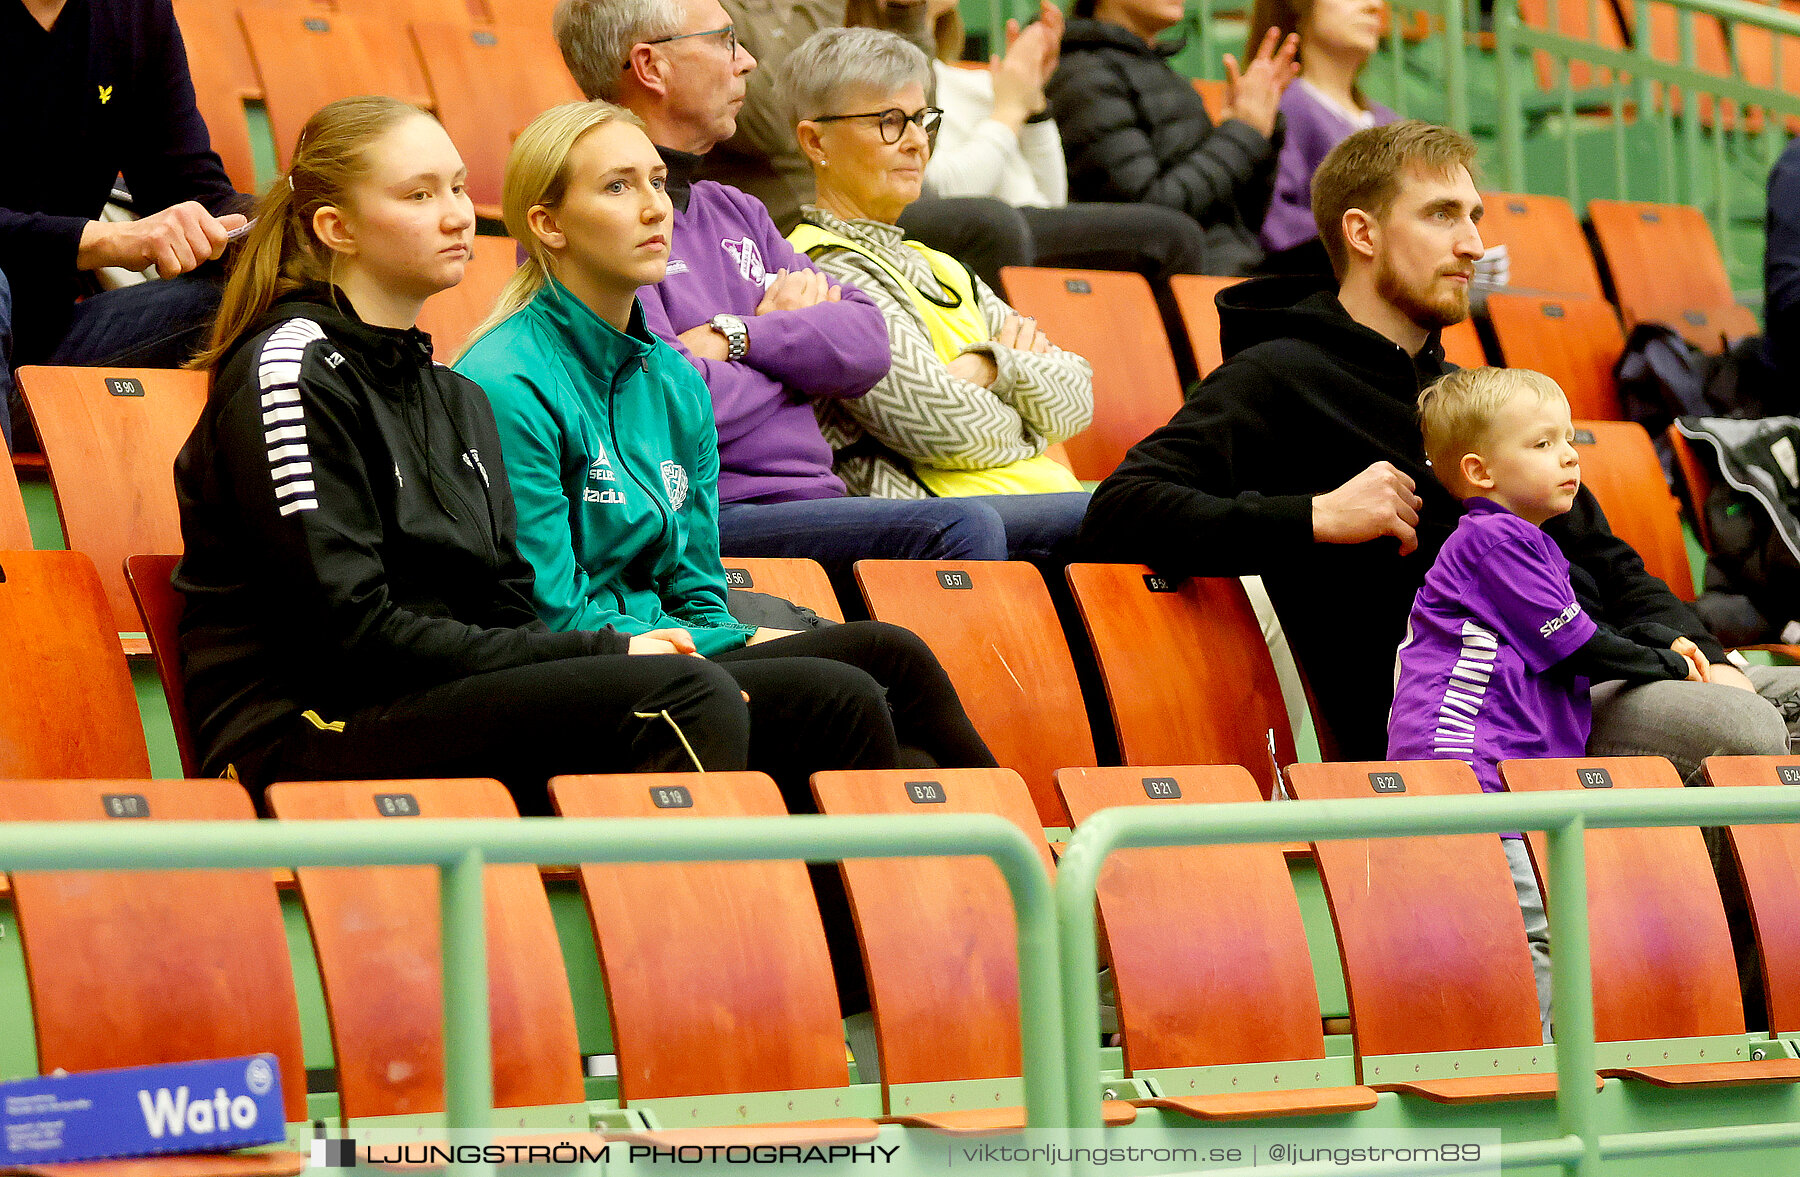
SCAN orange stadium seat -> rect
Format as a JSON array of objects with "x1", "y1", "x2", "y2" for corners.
[
  {"x1": 549, "y1": 771, "x2": 883, "y2": 1146},
  {"x1": 1476, "y1": 192, "x2": 1605, "y2": 300},
  {"x1": 1485, "y1": 293, "x2": 1625, "y2": 420},
  {"x1": 1706, "y1": 755, "x2": 1800, "y2": 1036},
  {"x1": 1286, "y1": 760, "x2": 1576, "y2": 1102},
  {"x1": 809, "y1": 767, "x2": 1134, "y2": 1133},
  {"x1": 239, "y1": 8, "x2": 432, "y2": 170},
  {"x1": 1064, "y1": 564, "x2": 1298, "y2": 800},
  {"x1": 1168, "y1": 274, "x2": 1241, "y2": 379},
  {"x1": 1, "y1": 777, "x2": 310, "y2": 1172},
  {"x1": 717, "y1": 555, "x2": 845, "y2": 621},
  {"x1": 999, "y1": 267, "x2": 1184, "y2": 481},
  {"x1": 412, "y1": 21, "x2": 584, "y2": 220},
  {"x1": 417, "y1": 234, "x2": 521, "y2": 359},
  {"x1": 126, "y1": 553, "x2": 201, "y2": 778},
  {"x1": 267, "y1": 778, "x2": 603, "y2": 1150},
  {"x1": 1057, "y1": 764, "x2": 1380, "y2": 1119},
  {"x1": 15, "y1": 365, "x2": 208, "y2": 642},
  {"x1": 1570, "y1": 419, "x2": 1695, "y2": 600},
  {"x1": 0, "y1": 550, "x2": 152, "y2": 779},
  {"x1": 1587, "y1": 200, "x2": 1756, "y2": 350},
  {"x1": 1501, "y1": 756, "x2": 1800, "y2": 1087},
  {"x1": 855, "y1": 559, "x2": 1094, "y2": 826}
]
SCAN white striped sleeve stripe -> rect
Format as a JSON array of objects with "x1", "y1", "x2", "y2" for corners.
[{"x1": 255, "y1": 318, "x2": 329, "y2": 516}]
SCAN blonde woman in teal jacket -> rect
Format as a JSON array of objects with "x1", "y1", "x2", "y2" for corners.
[{"x1": 455, "y1": 104, "x2": 993, "y2": 855}]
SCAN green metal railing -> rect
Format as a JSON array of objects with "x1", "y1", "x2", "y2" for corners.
[
  {"x1": 1055, "y1": 785, "x2": 1800, "y2": 1176},
  {"x1": 1494, "y1": 0, "x2": 1800, "y2": 279},
  {"x1": 0, "y1": 812, "x2": 1063, "y2": 1176}
]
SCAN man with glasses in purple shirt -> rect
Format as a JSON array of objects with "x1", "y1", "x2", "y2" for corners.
[{"x1": 553, "y1": 0, "x2": 1015, "y2": 583}]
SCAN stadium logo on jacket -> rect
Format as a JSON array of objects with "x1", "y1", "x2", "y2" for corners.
[{"x1": 661, "y1": 461, "x2": 689, "y2": 511}]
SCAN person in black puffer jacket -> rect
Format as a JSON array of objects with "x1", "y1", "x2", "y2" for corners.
[{"x1": 1048, "y1": 0, "x2": 1297, "y2": 276}]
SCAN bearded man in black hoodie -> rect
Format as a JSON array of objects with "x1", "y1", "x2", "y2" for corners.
[{"x1": 1080, "y1": 120, "x2": 1799, "y2": 772}]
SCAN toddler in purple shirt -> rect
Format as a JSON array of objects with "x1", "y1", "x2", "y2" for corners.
[{"x1": 1389, "y1": 367, "x2": 1702, "y2": 1039}]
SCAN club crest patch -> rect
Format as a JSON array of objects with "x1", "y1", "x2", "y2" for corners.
[
  {"x1": 661, "y1": 460, "x2": 689, "y2": 511},
  {"x1": 720, "y1": 236, "x2": 776, "y2": 288}
]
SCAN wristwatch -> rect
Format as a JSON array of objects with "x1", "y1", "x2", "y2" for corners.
[{"x1": 708, "y1": 313, "x2": 749, "y2": 360}]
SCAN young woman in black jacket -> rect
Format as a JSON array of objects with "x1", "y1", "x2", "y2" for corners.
[{"x1": 174, "y1": 97, "x2": 989, "y2": 812}]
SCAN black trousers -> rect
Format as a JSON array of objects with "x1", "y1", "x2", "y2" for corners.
[
  {"x1": 253, "y1": 621, "x2": 995, "y2": 1013},
  {"x1": 254, "y1": 621, "x2": 993, "y2": 811}
]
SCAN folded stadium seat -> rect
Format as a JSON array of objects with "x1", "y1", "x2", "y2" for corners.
[
  {"x1": 808, "y1": 766, "x2": 1135, "y2": 1134},
  {"x1": 14, "y1": 365, "x2": 208, "y2": 649},
  {"x1": 1167, "y1": 275, "x2": 1241, "y2": 380},
  {"x1": 264, "y1": 779, "x2": 604, "y2": 1154},
  {"x1": 1485, "y1": 294, "x2": 1626, "y2": 420},
  {"x1": 1568, "y1": 419, "x2": 1696, "y2": 600},
  {"x1": 0, "y1": 550, "x2": 151, "y2": 779},
  {"x1": 1474, "y1": 193, "x2": 1606, "y2": 300},
  {"x1": 410, "y1": 21, "x2": 584, "y2": 221},
  {"x1": 853, "y1": 560, "x2": 1095, "y2": 826},
  {"x1": 1704, "y1": 755, "x2": 1800, "y2": 1037},
  {"x1": 1515, "y1": 0, "x2": 1630, "y2": 97},
  {"x1": 546, "y1": 771, "x2": 884, "y2": 1147},
  {"x1": 1440, "y1": 317, "x2": 1488, "y2": 368},
  {"x1": 170, "y1": 0, "x2": 260, "y2": 191},
  {"x1": 1635, "y1": 1, "x2": 1737, "y2": 126},
  {"x1": 1285, "y1": 760, "x2": 1583, "y2": 1102},
  {"x1": 0, "y1": 778, "x2": 309, "y2": 1173},
  {"x1": 1665, "y1": 424, "x2": 1718, "y2": 552},
  {"x1": 295, "y1": 0, "x2": 446, "y2": 108},
  {"x1": 124, "y1": 554, "x2": 200, "y2": 778},
  {"x1": 716, "y1": 556, "x2": 845, "y2": 621},
  {"x1": 238, "y1": 8, "x2": 432, "y2": 172},
  {"x1": 1499, "y1": 756, "x2": 1800, "y2": 1087},
  {"x1": 997, "y1": 267, "x2": 1184, "y2": 482},
  {"x1": 0, "y1": 454, "x2": 29, "y2": 548},
  {"x1": 415, "y1": 235, "x2": 521, "y2": 359},
  {"x1": 1063, "y1": 564, "x2": 1298, "y2": 799},
  {"x1": 1054, "y1": 764, "x2": 1380, "y2": 1120},
  {"x1": 1587, "y1": 200, "x2": 1759, "y2": 351}
]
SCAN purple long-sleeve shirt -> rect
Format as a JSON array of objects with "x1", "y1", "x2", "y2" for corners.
[
  {"x1": 1259, "y1": 80, "x2": 1397, "y2": 254},
  {"x1": 638, "y1": 149, "x2": 891, "y2": 505}
]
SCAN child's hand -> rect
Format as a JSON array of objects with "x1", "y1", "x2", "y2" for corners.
[{"x1": 1670, "y1": 637, "x2": 1707, "y2": 682}]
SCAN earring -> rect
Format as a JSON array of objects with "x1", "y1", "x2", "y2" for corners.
[{"x1": 819, "y1": 157, "x2": 828, "y2": 166}]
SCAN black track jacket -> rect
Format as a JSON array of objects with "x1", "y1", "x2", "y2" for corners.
[
  {"x1": 173, "y1": 290, "x2": 627, "y2": 778},
  {"x1": 1078, "y1": 275, "x2": 1724, "y2": 758}
]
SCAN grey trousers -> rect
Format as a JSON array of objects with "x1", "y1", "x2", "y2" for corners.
[
  {"x1": 1505, "y1": 836, "x2": 1555, "y2": 1045},
  {"x1": 1589, "y1": 664, "x2": 1800, "y2": 780}
]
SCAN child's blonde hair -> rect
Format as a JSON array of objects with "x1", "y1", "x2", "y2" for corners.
[{"x1": 1418, "y1": 366, "x2": 1566, "y2": 487}]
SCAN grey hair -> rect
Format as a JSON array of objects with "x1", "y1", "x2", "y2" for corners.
[
  {"x1": 554, "y1": 0, "x2": 684, "y2": 101},
  {"x1": 777, "y1": 27, "x2": 933, "y2": 125}
]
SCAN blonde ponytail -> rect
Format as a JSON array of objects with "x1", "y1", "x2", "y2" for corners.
[
  {"x1": 192, "y1": 96, "x2": 430, "y2": 372},
  {"x1": 454, "y1": 100, "x2": 645, "y2": 362}
]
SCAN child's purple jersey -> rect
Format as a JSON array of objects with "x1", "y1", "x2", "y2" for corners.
[{"x1": 1388, "y1": 497, "x2": 1598, "y2": 800}]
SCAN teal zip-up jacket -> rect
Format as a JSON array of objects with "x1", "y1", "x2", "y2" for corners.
[{"x1": 456, "y1": 279, "x2": 755, "y2": 655}]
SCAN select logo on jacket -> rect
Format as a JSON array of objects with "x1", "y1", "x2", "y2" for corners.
[
  {"x1": 721, "y1": 237, "x2": 778, "y2": 289},
  {"x1": 257, "y1": 319, "x2": 327, "y2": 515},
  {"x1": 584, "y1": 444, "x2": 624, "y2": 504},
  {"x1": 661, "y1": 461, "x2": 688, "y2": 510}
]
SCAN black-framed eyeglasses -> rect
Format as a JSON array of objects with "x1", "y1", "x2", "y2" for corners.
[
  {"x1": 812, "y1": 106, "x2": 944, "y2": 144},
  {"x1": 638, "y1": 23, "x2": 737, "y2": 60}
]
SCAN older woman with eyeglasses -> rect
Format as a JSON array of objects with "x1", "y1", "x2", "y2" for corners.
[{"x1": 778, "y1": 27, "x2": 1093, "y2": 562}]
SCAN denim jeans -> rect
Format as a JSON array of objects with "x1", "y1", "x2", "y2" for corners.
[{"x1": 3, "y1": 270, "x2": 224, "y2": 451}]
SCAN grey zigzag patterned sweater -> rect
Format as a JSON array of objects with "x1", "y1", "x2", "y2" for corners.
[{"x1": 797, "y1": 207, "x2": 1094, "y2": 499}]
